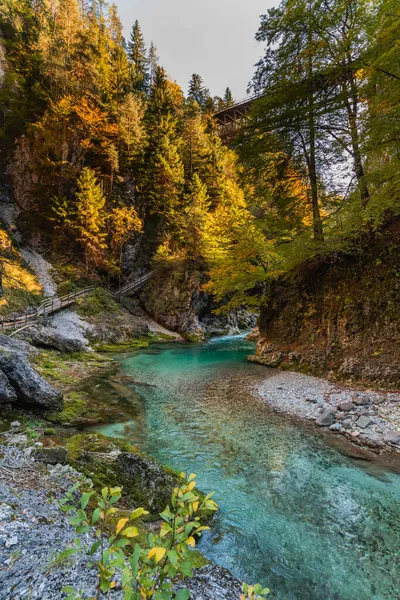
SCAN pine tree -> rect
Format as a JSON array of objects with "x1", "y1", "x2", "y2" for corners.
[
  {"x1": 128, "y1": 20, "x2": 149, "y2": 93},
  {"x1": 107, "y1": 46, "x2": 131, "y2": 107},
  {"x1": 108, "y1": 205, "x2": 142, "y2": 281},
  {"x1": 117, "y1": 93, "x2": 146, "y2": 166},
  {"x1": 181, "y1": 174, "x2": 210, "y2": 260},
  {"x1": 188, "y1": 74, "x2": 210, "y2": 108},
  {"x1": 223, "y1": 87, "x2": 234, "y2": 108},
  {"x1": 148, "y1": 42, "x2": 159, "y2": 89},
  {"x1": 74, "y1": 168, "x2": 107, "y2": 274}
]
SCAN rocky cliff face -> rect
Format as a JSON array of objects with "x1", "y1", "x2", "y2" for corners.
[
  {"x1": 141, "y1": 267, "x2": 256, "y2": 340},
  {"x1": 252, "y1": 218, "x2": 400, "y2": 387}
]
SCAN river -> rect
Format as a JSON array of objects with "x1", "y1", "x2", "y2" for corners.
[{"x1": 93, "y1": 335, "x2": 400, "y2": 600}]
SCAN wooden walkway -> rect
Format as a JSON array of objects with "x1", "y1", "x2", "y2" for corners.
[{"x1": 1, "y1": 271, "x2": 154, "y2": 333}]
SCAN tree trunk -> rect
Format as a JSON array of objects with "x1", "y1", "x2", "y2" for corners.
[
  {"x1": 345, "y1": 90, "x2": 370, "y2": 208},
  {"x1": 307, "y1": 17, "x2": 324, "y2": 243},
  {"x1": 308, "y1": 108, "x2": 324, "y2": 242}
]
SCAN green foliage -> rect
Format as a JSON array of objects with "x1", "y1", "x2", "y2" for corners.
[
  {"x1": 240, "y1": 582, "x2": 270, "y2": 599},
  {"x1": 128, "y1": 20, "x2": 149, "y2": 93},
  {"x1": 59, "y1": 477, "x2": 268, "y2": 600},
  {"x1": 76, "y1": 288, "x2": 121, "y2": 317},
  {"x1": 58, "y1": 475, "x2": 218, "y2": 599},
  {"x1": 74, "y1": 168, "x2": 107, "y2": 274}
]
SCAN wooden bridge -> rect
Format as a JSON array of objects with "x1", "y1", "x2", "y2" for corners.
[
  {"x1": 214, "y1": 93, "x2": 263, "y2": 141},
  {"x1": 1, "y1": 271, "x2": 154, "y2": 333}
]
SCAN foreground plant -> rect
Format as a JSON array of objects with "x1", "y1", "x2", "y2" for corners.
[{"x1": 57, "y1": 474, "x2": 269, "y2": 599}]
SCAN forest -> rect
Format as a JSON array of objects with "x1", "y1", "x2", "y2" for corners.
[
  {"x1": 0, "y1": 2, "x2": 400, "y2": 599},
  {"x1": 0, "y1": 0, "x2": 398, "y2": 314}
]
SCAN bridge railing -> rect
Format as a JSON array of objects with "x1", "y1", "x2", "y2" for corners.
[
  {"x1": 1, "y1": 272, "x2": 154, "y2": 332},
  {"x1": 213, "y1": 92, "x2": 265, "y2": 119}
]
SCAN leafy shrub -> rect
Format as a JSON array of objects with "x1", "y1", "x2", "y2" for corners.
[{"x1": 58, "y1": 475, "x2": 270, "y2": 599}]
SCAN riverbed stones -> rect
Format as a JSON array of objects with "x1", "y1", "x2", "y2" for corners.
[
  {"x1": 338, "y1": 401, "x2": 354, "y2": 412},
  {"x1": 329, "y1": 423, "x2": 342, "y2": 432},
  {"x1": 316, "y1": 408, "x2": 336, "y2": 427},
  {"x1": 175, "y1": 564, "x2": 242, "y2": 600},
  {"x1": 356, "y1": 416, "x2": 373, "y2": 429},
  {"x1": 354, "y1": 395, "x2": 371, "y2": 406},
  {"x1": 383, "y1": 431, "x2": 400, "y2": 445},
  {"x1": 373, "y1": 395, "x2": 386, "y2": 404}
]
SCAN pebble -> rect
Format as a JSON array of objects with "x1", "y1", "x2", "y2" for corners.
[
  {"x1": 383, "y1": 431, "x2": 400, "y2": 445},
  {"x1": 338, "y1": 401, "x2": 354, "y2": 412},
  {"x1": 354, "y1": 395, "x2": 370, "y2": 406},
  {"x1": 5, "y1": 535, "x2": 18, "y2": 547},
  {"x1": 356, "y1": 416, "x2": 373, "y2": 429},
  {"x1": 329, "y1": 423, "x2": 342, "y2": 432},
  {"x1": 10, "y1": 421, "x2": 21, "y2": 428}
]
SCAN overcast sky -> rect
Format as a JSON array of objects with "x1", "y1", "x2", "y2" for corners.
[{"x1": 114, "y1": 0, "x2": 276, "y2": 100}]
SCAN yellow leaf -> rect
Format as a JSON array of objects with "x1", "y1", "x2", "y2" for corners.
[
  {"x1": 147, "y1": 547, "x2": 167, "y2": 563},
  {"x1": 187, "y1": 536, "x2": 196, "y2": 547},
  {"x1": 116, "y1": 518, "x2": 128, "y2": 535},
  {"x1": 187, "y1": 481, "x2": 196, "y2": 492},
  {"x1": 121, "y1": 526, "x2": 139, "y2": 538},
  {"x1": 192, "y1": 501, "x2": 199, "y2": 513}
]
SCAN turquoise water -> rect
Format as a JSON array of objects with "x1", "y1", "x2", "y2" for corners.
[{"x1": 94, "y1": 336, "x2": 400, "y2": 600}]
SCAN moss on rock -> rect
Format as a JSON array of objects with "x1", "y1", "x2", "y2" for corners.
[
  {"x1": 46, "y1": 391, "x2": 89, "y2": 425},
  {"x1": 65, "y1": 432, "x2": 134, "y2": 460}
]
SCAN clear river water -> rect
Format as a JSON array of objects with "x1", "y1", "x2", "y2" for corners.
[{"x1": 94, "y1": 335, "x2": 400, "y2": 600}]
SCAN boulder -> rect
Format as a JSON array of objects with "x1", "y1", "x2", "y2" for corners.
[
  {"x1": 117, "y1": 452, "x2": 177, "y2": 512},
  {"x1": 0, "y1": 333, "x2": 36, "y2": 356},
  {"x1": 356, "y1": 416, "x2": 373, "y2": 429},
  {"x1": 18, "y1": 324, "x2": 88, "y2": 353},
  {"x1": 316, "y1": 408, "x2": 336, "y2": 427},
  {"x1": 32, "y1": 446, "x2": 68, "y2": 464},
  {"x1": 338, "y1": 401, "x2": 354, "y2": 412},
  {"x1": 383, "y1": 431, "x2": 400, "y2": 445},
  {"x1": 0, "y1": 350, "x2": 63, "y2": 410},
  {"x1": 0, "y1": 370, "x2": 17, "y2": 404}
]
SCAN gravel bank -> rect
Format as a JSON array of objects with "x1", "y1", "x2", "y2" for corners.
[{"x1": 254, "y1": 370, "x2": 400, "y2": 453}]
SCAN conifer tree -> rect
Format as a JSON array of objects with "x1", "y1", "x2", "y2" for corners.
[
  {"x1": 223, "y1": 87, "x2": 234, "y2": 107},
  {"x1": 128, "y1": 20, "x2": 149, "y2": 93},
  {"x1": 181, "y1": 174, "x2": 210, "y2": 260},
  {"x1": 188, "y1": 74, "x2": 210, "y2": 108},
  {"x1": 108, "y1": 205, "x2": 142, "y2": 280},
  {"x1": 148, "y1": 42, "x2": 159, "y2": 89},
  {"x1": 74, "y1": 167, "x2": 107, "y2": 274},
  {"x1": 107, "y1": 46, "x2": 131, "y2": 107}
]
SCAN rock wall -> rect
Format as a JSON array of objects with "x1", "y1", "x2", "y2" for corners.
[
  {"x1": 141, "y1": 266, "x2": 256, "y2": 340},
  {"x1": 252, "y1": 218, "x2": 400, "y2": 387}
]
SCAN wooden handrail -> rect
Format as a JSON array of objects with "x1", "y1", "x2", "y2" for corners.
[{"x1": 0, "y1": 273, "x2": 153, "y2": 332}]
